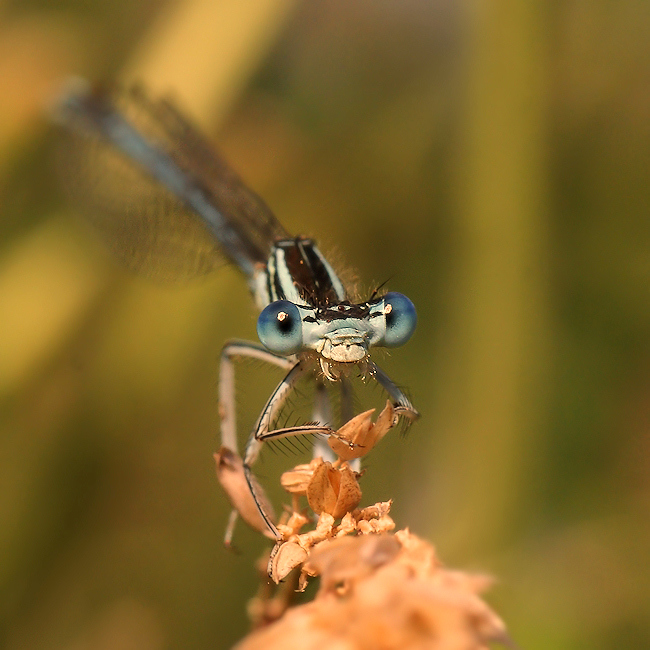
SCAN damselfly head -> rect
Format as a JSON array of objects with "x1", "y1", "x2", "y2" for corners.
[{"x1": 257, "y1": 292, "x2": 416, "y2": 368}]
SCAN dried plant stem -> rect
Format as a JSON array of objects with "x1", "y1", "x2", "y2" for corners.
[{"x1": 247, "y1": 554, "x2": 300, "y2": 630}]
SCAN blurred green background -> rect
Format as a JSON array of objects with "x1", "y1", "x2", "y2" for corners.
[{"x1": 1, "y1": 0, "x2": 649, "y2": 648}]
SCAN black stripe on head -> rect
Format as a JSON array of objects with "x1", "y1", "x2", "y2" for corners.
[{"x1": 315, "y1": 302, "x2": 370, "y2": 322}]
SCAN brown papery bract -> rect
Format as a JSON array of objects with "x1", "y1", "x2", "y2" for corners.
[
  {"x1": 214, "y1": 447, "x2": 277, "y2": 540},
  {"x1": 328, "y1": 400, "x2": 396, "y2": 461}
]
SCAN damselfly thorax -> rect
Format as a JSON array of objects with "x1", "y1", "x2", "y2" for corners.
[{"x1": 54, "y1": 80, "x2": 419, "y2": 542}]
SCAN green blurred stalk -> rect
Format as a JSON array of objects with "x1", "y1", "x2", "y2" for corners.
[{"x1": 432, "y1": 0, "x2": 549, "y2": 559}]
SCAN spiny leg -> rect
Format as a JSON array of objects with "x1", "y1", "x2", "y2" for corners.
[
  {"x1": 339, "y1": 376, "x2": 362, "y2": 472},
  {"x1": 242, "y1": 361, "x2": 337, "y2": 538},
  {"x1": 367, "y1": 361, "x2": 420, "y2": 422},
  {"x1": 245, "y1": 364, "x2": 415, "y2": 538},
  {"x1": 219, "y1": 340, "x2": 294, "y2": 453},
  {"x1": 241, "y1": 362, "x2": 362, "y2": 539},
  {"x1": 242, "y1": 421, "x2": 340, "y2": 539},
  {"x1": 218, "y1": 340, "x2": 294, "y2": 545},
  {"x1": 243, "y1": 361, "x2": 311, "y2": 466}
]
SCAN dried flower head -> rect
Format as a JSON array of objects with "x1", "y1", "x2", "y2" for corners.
[
  {"x1": 269, "y1": 499, "x2": 395, "y2": 585},
  {"x1": 237, "y1": 529, "x2": 512, "y2": 650}
]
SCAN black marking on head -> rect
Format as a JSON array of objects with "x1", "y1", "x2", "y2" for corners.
[
  {"x1": 315, "y1": 301, "x2": 370, "y2": 322},
  {"x1": 365, "y1": 294, "x2": 384, "y2": 307}
]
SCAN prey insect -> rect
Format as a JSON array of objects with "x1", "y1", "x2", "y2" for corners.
[{"x1": 54, "y1": 80, "x2": 419, "y2": 542}]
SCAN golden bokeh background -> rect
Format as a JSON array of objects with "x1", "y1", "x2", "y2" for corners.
[{"x1": 1, "y1": 1, "x2": 649, "y2": 648}]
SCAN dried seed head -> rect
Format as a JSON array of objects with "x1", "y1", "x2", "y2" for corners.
[
  {"x1": 306, "y1": 459, "x2": 362, "y2": 519},
  {"x1": 276, "y1": 511, "x2": 310, "y2": 539}
]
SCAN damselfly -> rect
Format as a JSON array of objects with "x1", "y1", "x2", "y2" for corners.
[{"x1": 54, "y1": 80, "x2": 419, "y2": 541}]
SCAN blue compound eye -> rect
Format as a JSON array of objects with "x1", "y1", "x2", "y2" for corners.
[
  {"x1": 257, "y1": 300, "x2": 303, "y2": 355},
  {"x1": 382, "y1": 292, "x2": 417, "y2": 347}
]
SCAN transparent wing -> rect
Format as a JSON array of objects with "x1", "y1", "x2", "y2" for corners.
[{"x1": 56, "y1": 82, "x2": 288, "y2": 282}]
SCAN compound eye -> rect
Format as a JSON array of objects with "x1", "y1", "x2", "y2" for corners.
[
  {"x1": 257, "y1": 300, "x2": 303, "y2": 355},
  {"x1": 382, "y1": 292, "x2": 417, "y2": 347}
]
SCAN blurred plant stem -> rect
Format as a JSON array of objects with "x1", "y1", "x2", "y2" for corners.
[
  {"x1": 120, "y1": 0, "x2": 299, "y2": 128},
  {"x1": 431, "y1": 0, "x2": 550, "y2": 559}
]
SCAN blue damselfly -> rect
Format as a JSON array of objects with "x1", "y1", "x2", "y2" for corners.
[{"x1": 54, "y1": 80, "x2": 419, "y2": 542}]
